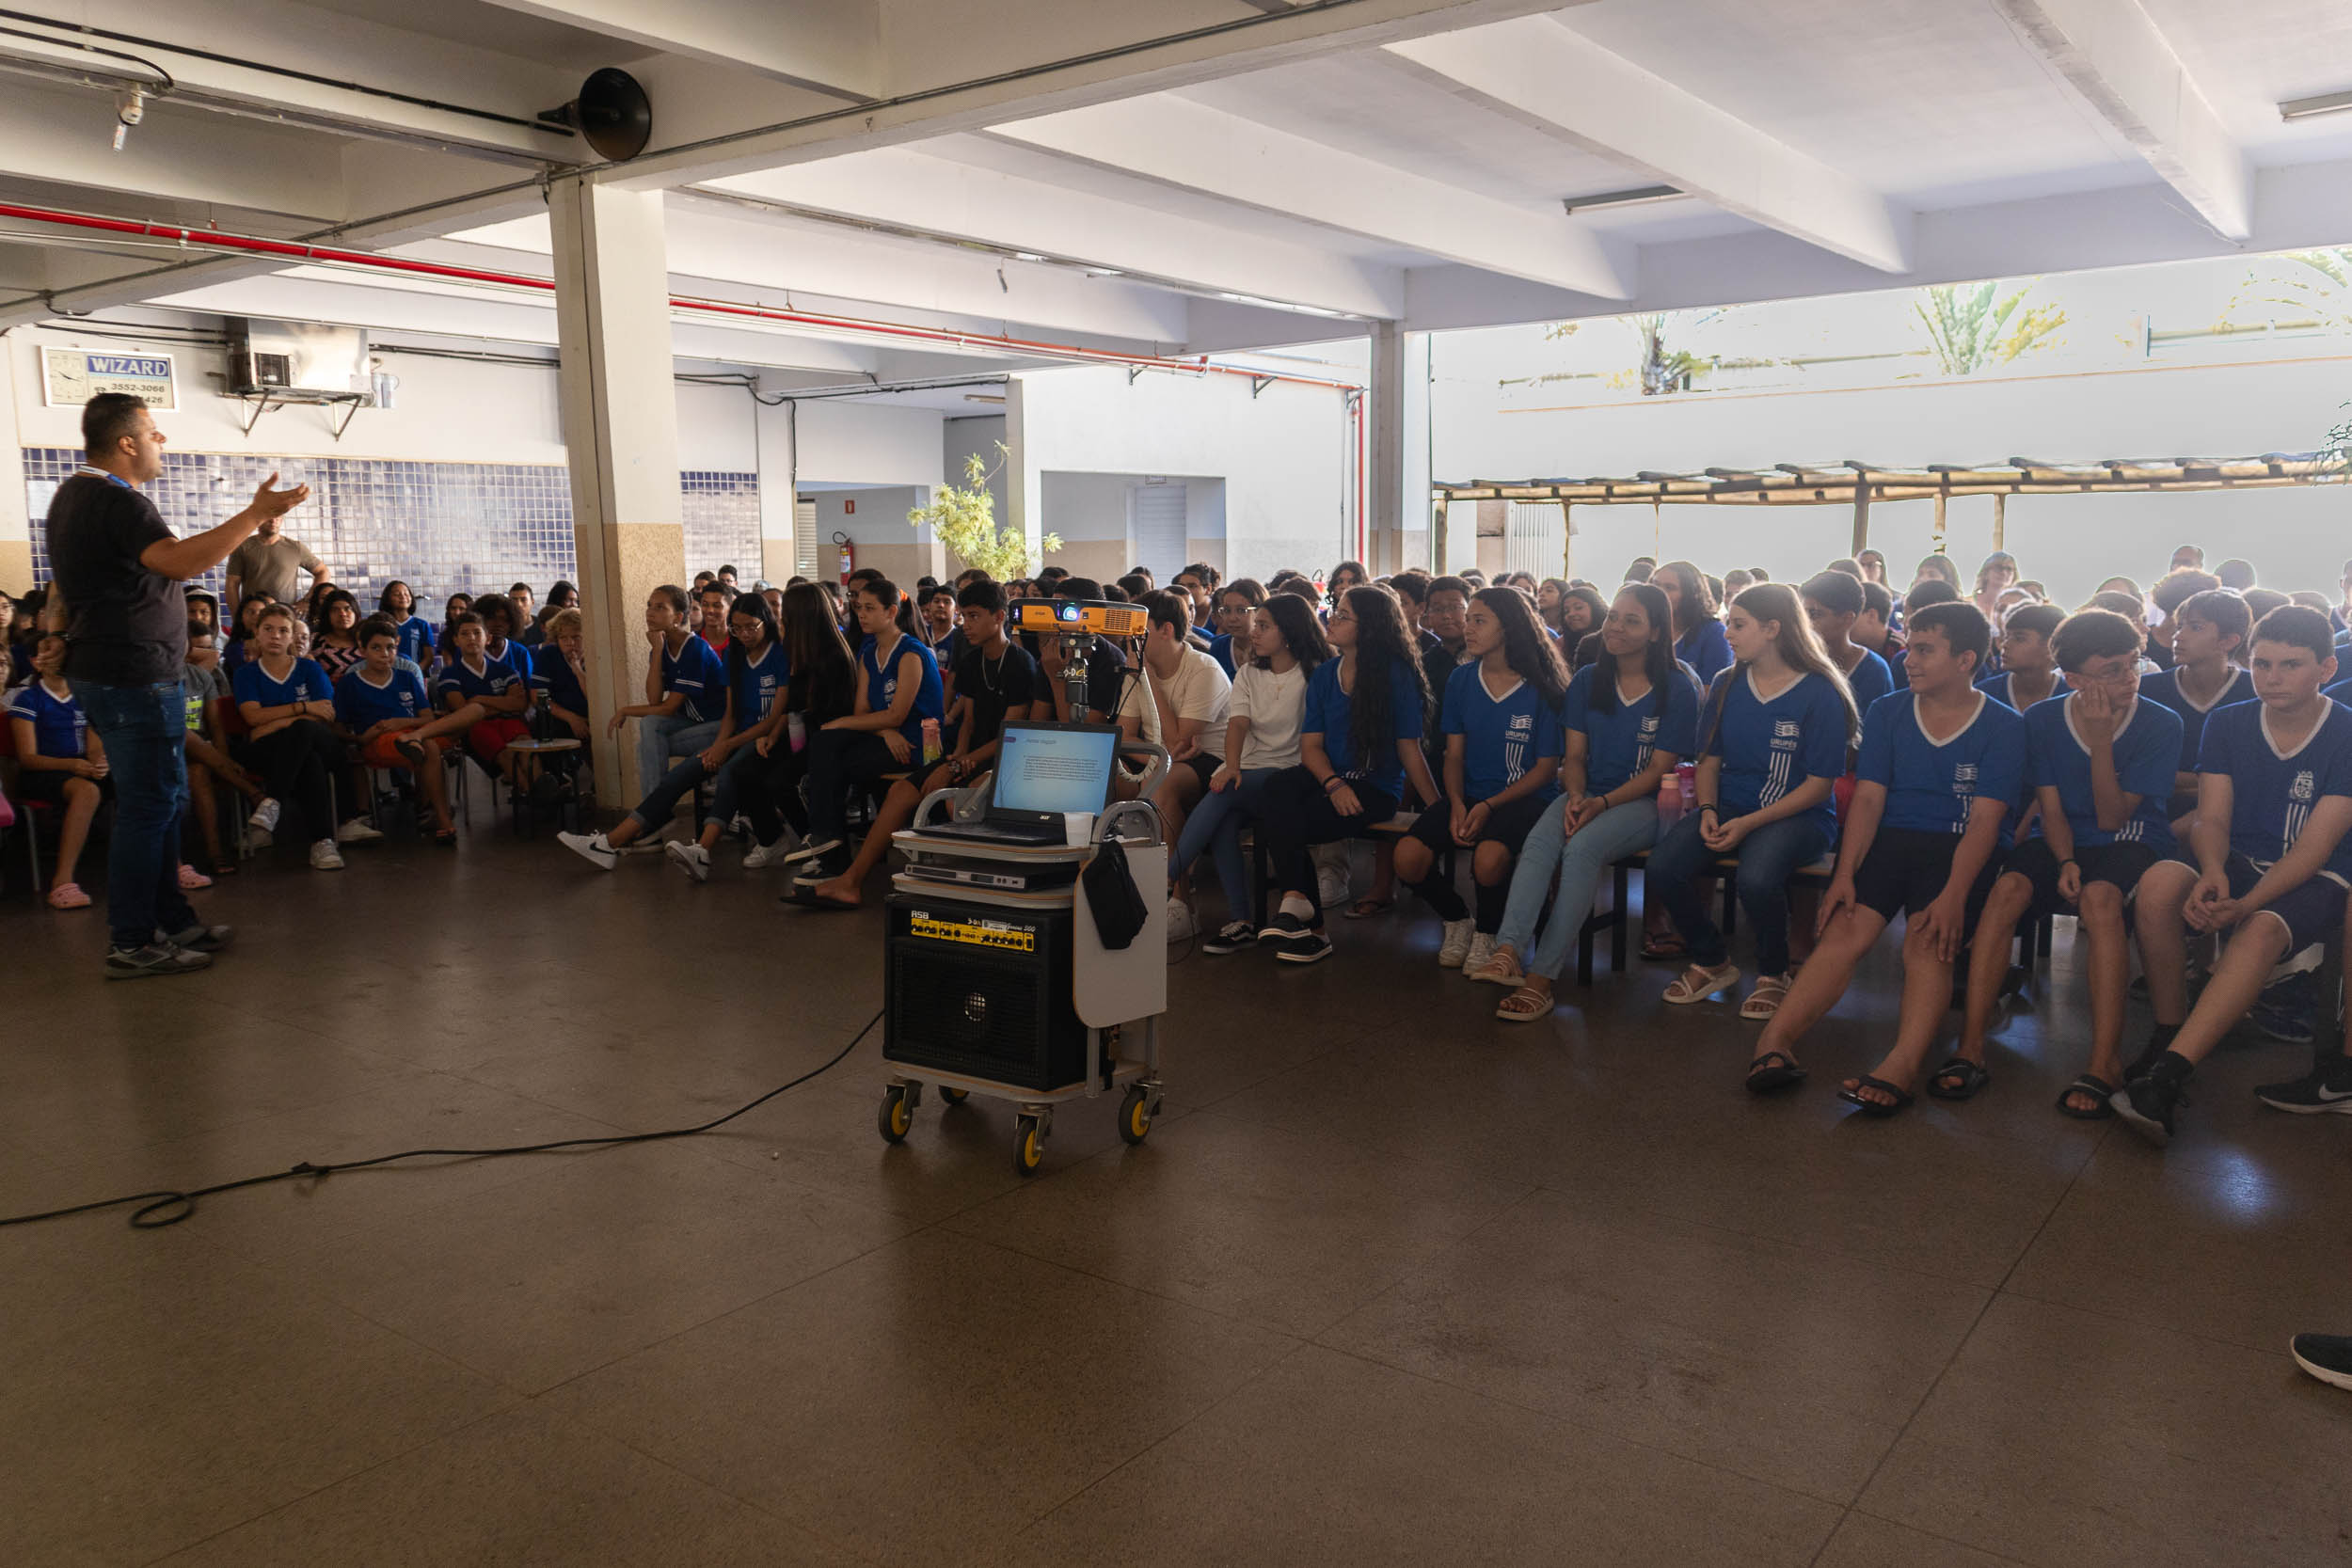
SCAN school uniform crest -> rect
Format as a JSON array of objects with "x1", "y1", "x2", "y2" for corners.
[{"x1": 2293, "y1": 769, "x2": 2316, "y2": 802}]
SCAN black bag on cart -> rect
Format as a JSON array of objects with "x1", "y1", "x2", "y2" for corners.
[{"x1": 1080, "y1": 840, "x2": 1147, "y2": 950}]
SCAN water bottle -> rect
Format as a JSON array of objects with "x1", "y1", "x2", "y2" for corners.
[{"x1": 921, "y1": 718, "x2": 942, "y2": 765}]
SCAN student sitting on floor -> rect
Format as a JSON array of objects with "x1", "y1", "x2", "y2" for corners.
[
  {"x1": 8, "y1": 633, "x2": 110, "y2": 909},
  {"x1": 561, "y1": 590, "x2": 790, "y2": 879},
  {"x1": 1113, "y1": 590, "x2": 1232, "y2": 928},
  {"x1": 1800, "y1": 570, "x2": 1895, "y2": 715},
  {"x1": 604, "y1": 584, "x2": 728, "y2": 794},
  {"x1": 1649, "y1": 583, "x2": 1858, "y2": 1020},
  {"x1": 1470, "y1": 583, "x2": 1699, "y2": 1019},
  {"x1": 787, "y1": 577, "x2": 946, "y2": 879},
  {"x1": 2140, "y1": 588, "x2": 2252, "y2": 826},
  {"x1": 1188, "y1": 594, "x2": 1331, "y2": 955},
  {"x1": 334, "y1": 617, "x2": 469, "y2": 844},
  {"x1": 231, "y1": 604, "x2": 351, "y2": 871},
  {"x1": 1738, "y1": 603, "x2": 2023, "y2": 1108},
  {"x1": 1977, "y1": 602, "x2": 2068, "y2": 710},
  {"x1": 2115, "y1": 607, "x2": 2352, "y2": 1146},
  {"x1": 1394, "y1": 586, "x2": 1565, "y2": 974},
  {"x1": 797, "y1": 579, "x2": 1047, "y2": 910},
  {"x1": 1945, "y1": 610, "x2": 2181, "y2": 1115},
  {"x1": 436, "y1": 610, "x2": 534, "y2": 791},
  {"x1": 1253, "y1": 584, "x2": 1439, "y2": 965}
]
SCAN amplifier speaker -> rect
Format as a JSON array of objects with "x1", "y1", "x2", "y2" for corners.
[{"x1": 884, "y1": 895, "x2": 1089, "y2": 1091}]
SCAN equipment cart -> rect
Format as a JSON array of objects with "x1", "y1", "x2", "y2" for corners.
[{"x1": 874, "y1": 743, "x2": 1169, "y2": 1175}]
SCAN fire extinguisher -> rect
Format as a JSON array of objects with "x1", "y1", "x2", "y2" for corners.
[{"x1": 834, "y1": 531, "x2": 854, "y2": 586}]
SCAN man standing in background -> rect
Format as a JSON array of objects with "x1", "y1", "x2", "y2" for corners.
[
  {"x1": 42, "y1": 393, "x2": 310, "y2": 977},
  {"x1": 223, "y1": 494, "x2": 327, "y2": 609}
]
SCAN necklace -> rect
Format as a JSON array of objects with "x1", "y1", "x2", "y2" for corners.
[{"x1": 979, "y1": 643, "x2": 1008, "y2": 693}]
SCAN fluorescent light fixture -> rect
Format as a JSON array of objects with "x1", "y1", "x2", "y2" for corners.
[
  {"x1": 1560, "y1": 183, "x2": 1684, "y2": 214},
  {"x1": 1214, "y1": 291, "x2": 1348, "y2": 320},
  {"x1": 2280, "y1": 88, "x2": 2352, "y2": 121},
  {"x1": 1011, "y1": 251, "x2": 1048, "y2": 262},
  {"x1": 963, "y1": 392, "x2": 1007, "y2": 404}
]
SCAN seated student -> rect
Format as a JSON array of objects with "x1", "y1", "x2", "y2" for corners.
[
  {"x1": 378, "y1": 580, "x2": 434, "y2": 668},
  {"x1": 333, "y1": 616, "x2": 468, "y2": 842},
  {"x1": 787, "y1": 577, "x2": 945, "y2": 876},
  {"x1": 310, "y1": 589, "x2": 366, "y2": 683},
  {"x1": 1394, "y1": 586, "x2": 1565, "y2": 973},
  {"x1": 1656, "y1": 562, "x2": 1733, "y2": 687},
  {"x1": 1945, "y1": 610, "x2": 2183, "y2": 1114},
  {"x1": 739, "y1": 581, "x2": 859, "y2": 859},
  {"x1": 2140, "y1": 587, "x2": 2252, "y2": 823},
  {"x1": 470, "y1": 593, "x2": 532, "y2": 683},
  {"x1": 2113, "y1": 606, "x2": 2352, "y2": 1145},
  {"x1": 2085, "y1": 589, "x2": 2161, "y2": 675},
  {"x1": 436, "y1": 593, "x2": 474, "y2": 666},
  {"x1": 1114, "y1": 590, "x2": 1232, "y2": 905},
  {"x1": 181, "y1": 626, "x2": 265, "y2": 879},
  {"x1": 1978, "y1": 602, "x2": 2068, "y2": 709},
  {"x1": 532, "y1": 608, "x2": 593, "y2": 742},
  {"x1": 1207, "y1": 578, "x2": 1265, "y2": 677},
  {"x1": 231, "y1": 604, "x2": 352, "y2": 870},
  {"x1": 1650, "y1": 584, "x2": 1858, "y2": 1019},
  {"x1": 918, "y1": 584, "x2": 959, "y2": 657},
  {"x1": 1735, "y1": 604, "x2": 2023, "y2": 1106},
  {"x1": 222, "y1": 591, "x2": 272, "y2": 675},
  {"x1": 603, "y1": 584, "x2": 727, "y2": 792},
  {"x1": 562, "y1": 591, "x2": 790, "y2": 878},
  {"x1": 1253, "y1": 585, "x2": 1439, "y2": 965},
  {"x1": 1188, "y1": 594, "x2": 1331, "y2": 954},
  {"x1": 1855, "y1": 579, "x2": 1906, "y2": 689},
  {"x1": 8, "y1": 632, "x2": 111, "y2": 909},
  {"x1": 692, "y1": 580, "x2": 731, "y2": 656},
  {"x1": 436, "y1": 610, "x2": 536, "y2": 789},
  {"x1": 1801, "y1": 570, "x2": 1896, "y2": 715},
  {"x1": 1471, "y1": 583, "x2": 1699, "y2": 1019},
  {"x1": 799, "y1": 580, "x2": 1047, "y2": 908}
]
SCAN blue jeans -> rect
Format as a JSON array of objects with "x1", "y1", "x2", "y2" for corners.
[
  {"x1": 1494, "y1": 798, "x2": 1661, "y2": 983},
  {"x1": 1645, "y1": 809, "x2": 1831, "y2": 978},
  {"x1": 70, "y1": 677, "x2": 198, "y2": 952},
  {"x1": 636, "y1": 713, "x2": 720, "y2": 795},
  {"x1": 1173, "y1": 767, "x2": 1279, "y2": 916},
  {"x1": 624, "y1": 741, "x2": 763, "y2": 836}
]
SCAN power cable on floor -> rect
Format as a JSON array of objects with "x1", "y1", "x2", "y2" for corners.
[{"x1": 0, "y1": 1006, "x2": 882, "y2": 1233}]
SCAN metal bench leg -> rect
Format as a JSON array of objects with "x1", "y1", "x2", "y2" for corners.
[{"x1": 1613, "y1": 862, "x2": 1631, "y2": 973}]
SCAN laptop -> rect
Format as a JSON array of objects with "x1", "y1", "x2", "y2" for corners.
[{"x1": 918, "y1": 721, "x2": 1119, "y2": 847}]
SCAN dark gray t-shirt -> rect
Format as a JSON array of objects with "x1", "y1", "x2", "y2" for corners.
[{"x1": 47, "y1": 472, "x2": 183, "y2": 686}]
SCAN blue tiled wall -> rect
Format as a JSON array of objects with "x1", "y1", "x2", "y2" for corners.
[{"x1": 22, "y1": 450, "x2": 762, "y2": 613}]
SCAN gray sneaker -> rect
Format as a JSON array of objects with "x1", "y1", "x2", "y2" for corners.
[
  {"x1": 106, "y1": 942, "x2": 213, "y2": 980},
  {"x1": 161, "y1": 923, "x2": 233, "y2": 954}
]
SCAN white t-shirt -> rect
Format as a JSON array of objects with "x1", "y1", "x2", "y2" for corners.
[
  {"x1": 1230, "y1": 658, "x2": 1309, "y2": 770},
  {"x1": 1118, "y1": 642, "x2": 1233, "y2": 759}
]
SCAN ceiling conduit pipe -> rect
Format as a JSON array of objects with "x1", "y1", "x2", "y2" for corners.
[{"x1": 0, "y1": 200, "x2": 1364, "y2": 394}]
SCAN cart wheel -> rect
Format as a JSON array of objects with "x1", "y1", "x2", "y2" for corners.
[
  {"x1": 878, "y1": 1085, "x2": 913, "y2": 1144},
  {"x1": 1012, "y1": 1116, "x2": 1044, "y2": 1176},
  {"x1": 1118, "y1": 1085, "x2": 1152, "y2": 1146},
  {"x1": 938, "y1": 1085, "x2": 969, "y2": 1106}
]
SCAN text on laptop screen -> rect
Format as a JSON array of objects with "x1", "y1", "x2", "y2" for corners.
[{"x1": 994, "y1": 725, "x2": 1117, "y2": 816}]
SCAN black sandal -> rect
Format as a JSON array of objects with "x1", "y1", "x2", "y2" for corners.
[
  {"x1": 2056, "y1": 1073, "x2": 2119, "y2": 1120},
  {"x1": 1745, "y1": 1051, "x2": 1808, "y2": 1095},
  {"x1": 1836, "y1": 1074, "x2": 1915, "y2": 1117},
  {"x1": 1926, "y1": 1056, "x2": 1991, "y2": 1101}
]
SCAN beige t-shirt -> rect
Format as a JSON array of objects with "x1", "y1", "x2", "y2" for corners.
[
  {"x1": 1117, "y1": 642, "x2": 1233, "y2": 759},
  {"x1": 226, "y1": 533, "x2": 325, "y2": 603}
]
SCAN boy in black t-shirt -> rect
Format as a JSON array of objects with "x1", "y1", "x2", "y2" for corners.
[{"x1": 799, "y1": 579, "x2": 1045, "y2": 908}]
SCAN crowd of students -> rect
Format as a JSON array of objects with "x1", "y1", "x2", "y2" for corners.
[{"x1": 13, "y1": 540, "x2": 2352, "y2": 1149}]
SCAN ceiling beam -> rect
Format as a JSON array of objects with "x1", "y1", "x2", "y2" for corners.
[
  {"x1": 987, "y1": 96, "x2": 1629, "y2": 298},
  {"x1": 0, "y1": 83, "x2": 347, "y2": 221},
  {"x1": 1991, "y1": 0, "x2": 2249, "y2": 240},
  {"x1": 702, "y1": 147, "x2": 1404, "y2": 319},
  {"x1": 1383, "y1": 16, "x2": 1912, "y2": 274},
  {"x1": 477, "y1": 0, "x2": 882, "y2": 99}
]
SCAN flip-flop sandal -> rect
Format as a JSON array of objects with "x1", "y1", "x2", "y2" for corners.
[
  {"x1": 1926, "y1": 1056, "x2": 1992, "y2": 1101},
  {"x1": 1664, "y1": 962, "x2": 1740, "y2": 1005},
  {"x1": 1640, "y1": 935, "x2": 1688, "y2": 961},
  {"x1": 1739, "y1": 974, "x2": 1791, "y2": 1021},
  {"x1": 2056, "y1": 1073, "x2": 2119, "y2": 1120},
  {"x1": 1495, "y1": 986, "x2": 1552, "y2": 1022},
  {"x1": 1343, "y1": 896, "x2": 1393, "y2": 920},
  {"x1": 781, "y1": 883, "x2": 860, "y2": 911},
  {"x1": 1836, "y1": 1074, "x2": 1915, "y2": 1117},
  {"x1": 433, "y1": 826, "x2": 459, "y2": 847},
  {"x1": 394, "y1": 736, "x2": 430, "y2": 767},
  {"x1": 1745, "y1": 1051, "x2": 1807, "y2": 1095}
]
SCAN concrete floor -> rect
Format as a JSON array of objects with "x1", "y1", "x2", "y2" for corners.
[{"x1": 5, "y1": 819, "x2": 2351, "y2": 1567}]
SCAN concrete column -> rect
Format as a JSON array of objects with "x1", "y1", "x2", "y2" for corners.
[
  {"x1": 1367, "y1": 320, "x2": 1406, "y2": 576},
  {"x1": 548, "y1": 176, "x2": 685, "y2": 806},
  {"x1": 1007, "y1": 376, "x2": 1043, "y2": 572},
  {"x1": 754, "y1": 393, "x2": 798, "y2": 586},
  {"x1": 0, "y1": 342, "x2": 31, "y2": 593}
]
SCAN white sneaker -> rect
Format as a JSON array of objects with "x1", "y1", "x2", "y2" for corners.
[
  {"x1": 740, "y1": 837, "x2": 789, "y2": 870},
  {"x1": 557, "y1": 830, "x2": 618, "y2": 871},
  {"x1": 246, "y1": 828, "x2": 273, "y2": 851},
  {"x1": 248, "y1": 798, "x2": 281, "y2": 834},
  {"x1": 1311, "y1": 843, "x2": 1351, "y2": 909},
  {"x1": 308, "y1": 838, "x2": 344, "y2": 871},
  {"x1": 335, "y1": 818, "x2": 384, "y2": 845},
  {"x1": 1465, "y1": 931, "x2": 1498, "y2": 974},
  {"x1": 1166, "y1": 896, "x2": 1197, "y2": 942},
  {"x1": 1438, "y1": 917, "x2": 1475, "y2": 968},
  {"x1": 784, "y1": 835, "x2": 842, "y2": 865},
  {"x1": 666, "y1": 840, "x2": 711, "y2": 882}
]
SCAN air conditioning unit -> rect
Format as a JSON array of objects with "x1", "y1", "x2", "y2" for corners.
[{"x1": 224, "y1": 319, "x2": 369, "y2": 401}]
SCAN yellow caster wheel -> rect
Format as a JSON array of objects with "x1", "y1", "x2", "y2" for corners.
[
  {"x1": 1118, "y1": 1085, "x2": 1152, "y2": 1146},
  {"x1": 939, "y1": 1086, "x2": 969, "y2": 1106},
  {"x1": 877, "y1": 1085, "x2": 913, "y2": 1144},
  {"x1": 1012, "y1": 1116, "x2": 1044, "y2": 1176}
]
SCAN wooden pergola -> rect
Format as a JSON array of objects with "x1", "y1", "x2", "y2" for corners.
[{"x1": 1433, "y1": 451, "x2": 2341, "y2": 571}]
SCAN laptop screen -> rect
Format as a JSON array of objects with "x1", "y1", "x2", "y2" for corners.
[{"x1": 993, "y1": 724, "x2": 1118, "y2": 817}]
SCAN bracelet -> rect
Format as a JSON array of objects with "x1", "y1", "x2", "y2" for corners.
[
  {"x1": 1321, "y1": 775, "x2": 1343, "y2": 793},
  {"x1": 1698, "y1": 803, "x2": 1720, "y2": 816}
]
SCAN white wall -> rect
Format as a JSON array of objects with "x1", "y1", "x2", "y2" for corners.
[
  {"x1": 795, "y1": 400, "x2": 945, "y2": 486},
  {"x1": 807, "y1": 484, "x2": 936, "y2": 586}
]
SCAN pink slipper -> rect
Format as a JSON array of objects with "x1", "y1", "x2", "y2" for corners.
[
  {"x1": 47, "y1": 882, "x2": 91, "y2": 910},
  {"x1": 179, "y1": 863, "x2": 214, "y2": 890}
]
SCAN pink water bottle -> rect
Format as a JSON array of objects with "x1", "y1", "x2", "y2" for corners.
[{"x1": 921, "y1": 718, "x2": 942, "y2": 764}]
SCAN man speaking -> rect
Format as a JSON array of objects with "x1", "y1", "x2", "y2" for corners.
[{"x1": 41, "y1": 393, "x2": 310, "y2": 977}]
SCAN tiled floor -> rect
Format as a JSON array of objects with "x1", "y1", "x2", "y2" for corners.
[{"x1": 6, "y1": 820, "x2": 2351, "y2": 1566}]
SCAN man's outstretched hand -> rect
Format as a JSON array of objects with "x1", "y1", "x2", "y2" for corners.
[{"x1": 251, "y1": 473, "x2": 310, "y2": 518}]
